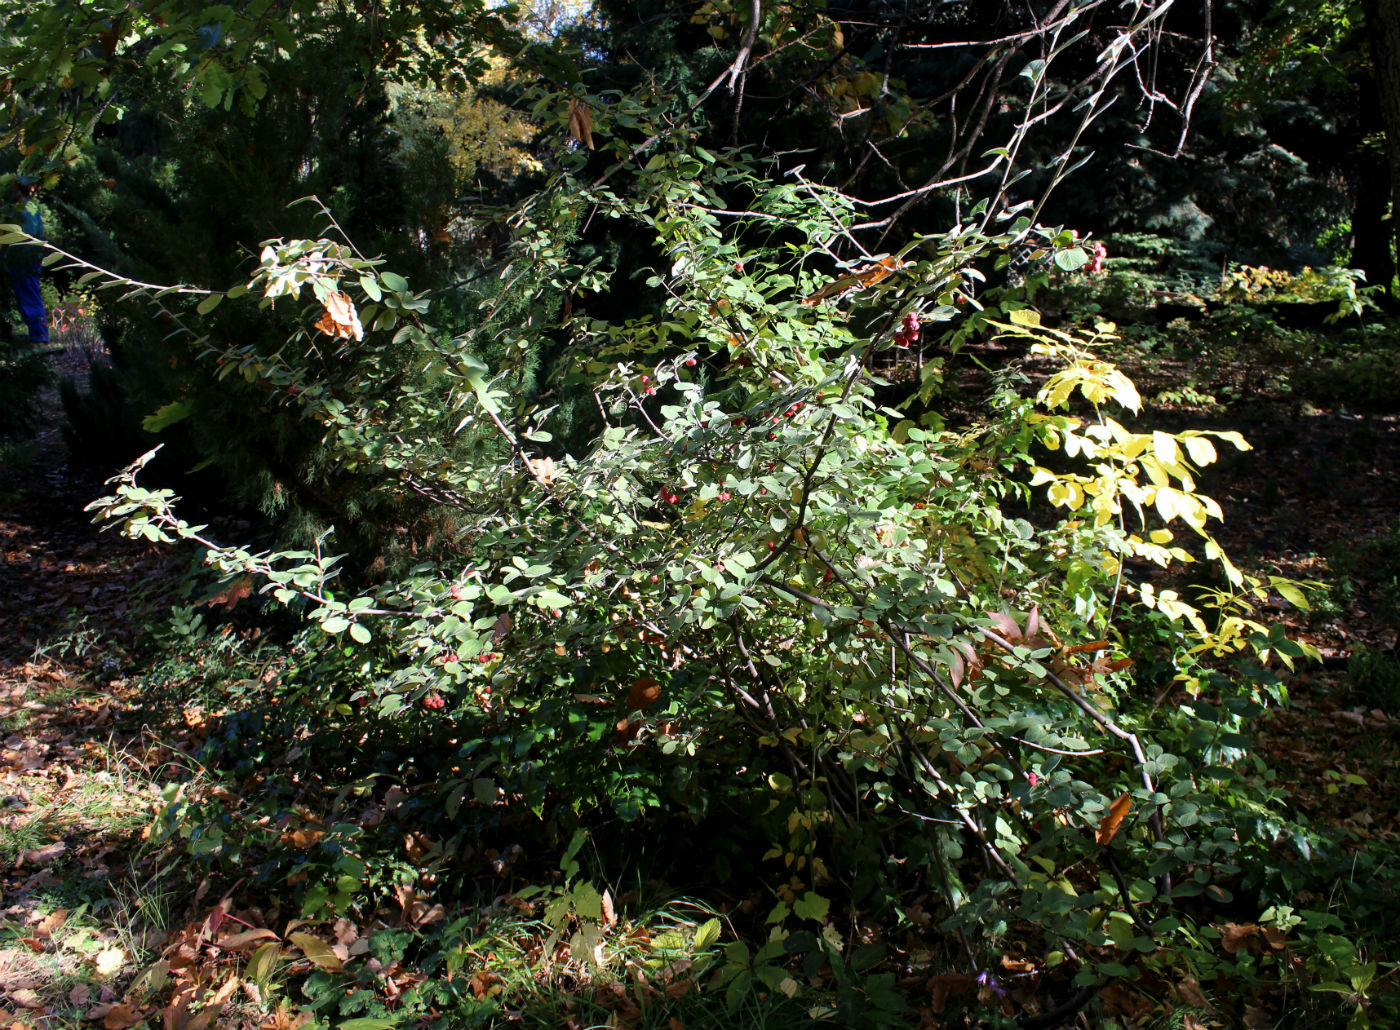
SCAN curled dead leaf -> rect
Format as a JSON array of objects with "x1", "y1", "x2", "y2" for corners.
[
  {"x1": 203, "y1": 575, "x2": 253, "y2": 610},
  {"x1": 1096, "y1": 792, "x2": 1133, "y2": 846},
  {"x1": 34, "y1": 907, "x2": 68, "y2": 937},
  {"x1": 800, "y1": 256, "x2": 903, "y2": 307},
  {"x1": 313, "y1": 290, "x2": 363, "y2": 341},
  {"x1": 567, "y1": 98, "x2": 594, "y2": 149},
  {"x1": 404, "y1": 831, "x2": 436, "y2": 863},
  {"x1": 525, "y1": 454, "x2": 557, "y2": 486},
  {"x1": 20, "y1": 840, "x2": 66, "y2": 867},
  {"x1": 279, "y1": 827, "x2": 324, "y2": 849},
  {"x1": 1220, "y1": 922, "x2": 1261, "y2": 955}
]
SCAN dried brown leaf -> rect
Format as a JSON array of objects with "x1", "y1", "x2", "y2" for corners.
[
  {"x1": 567, "y1": 98, "x2": 595, "y2": 149},
  {"x1": 102, "y1": 1003, "x2": 145, "y2": 1030},
  {"x1": 1177, "y1": 976, "x2": 1212, "y2": 1009},
  {"x1": 626, "y1": 677, "x2": 662, "y2": 711},
  {"x1": 1096, "y1": 792, "x2": 1133, "y2": 846},
  {"x1": 313, "y1": 290, "x2": 363, "y2": 341}
]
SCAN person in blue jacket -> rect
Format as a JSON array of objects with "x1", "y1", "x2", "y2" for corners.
[{"x1": 6, "y1": 177, "x2": 49, "y2": 344}]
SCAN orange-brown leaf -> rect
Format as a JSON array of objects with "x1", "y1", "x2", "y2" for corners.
[
  {"x1": 1096, "y1": 792, "x2": 1133, "y2": 845},
  {"x1": 313, "y1": 290, "x2": 363, "y2": 341},
  {"x1": 205, "y1": 575, "x2": 253, "y2": 610},
  {"x1": 800, "y1": 257, "x2": 903, "y2": 306},
  {"x1": 1220, "y1": 923, "x2": 1260, "y2": 955},
  {"x1": 403, "y1": 832, "x2": 436, "y2": 863},
  {"x1": 627, "y1": 677, "x2": 662, "y2": 711}
]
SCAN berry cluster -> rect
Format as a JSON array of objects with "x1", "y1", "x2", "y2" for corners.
[
  {"x1": 1087, "y1": 241, "x2": 1108, "y2": 275},
  {"x1": 893, "y1": 311, "x2": 921, "y2": 348}
]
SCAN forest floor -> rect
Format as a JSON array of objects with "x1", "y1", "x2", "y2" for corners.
[{"x1": 3, "y1": 330, "x2": 1400, "y2": 1029}]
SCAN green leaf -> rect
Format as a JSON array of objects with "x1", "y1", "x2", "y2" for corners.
[
  {"x1": 694, "y1": 917, "x2": 722, "y2": 949},
  {"x1": 380, "y1": 270, "x2": 409, "y2": 293},
  {"x1": 322, "y1": 617, "x2": 350, "y2": 635},
  {"x1": 288, "y1": 932, "x2": 344, "y2": 973},
  {"x1": 196, "y1": 293, "x2": 223, "y2": 314},
  {"x1": 572, "y1": 882, "x2": 603, "y2": 921},
  {"x1": 473, "y1": 778, "x2": 498, "y2": 804},
  {"x1": 1054, "y1": 247, "x2": 1089, "y2": 271},
  {"x1": 1271, "y1": 579, "x2": 1310, "y2": 611},
  {"x1": 793, "y1": 891, "x2": 829, "y2": 922},
  {"x1": 349, "y1": 622, "x2": 372, "y2": 644},
  {"x1": 142, "y1": 401, "x2": 194, "y2": 433},
  {"x1": 339, "y1": 1019, "x2": 398, "y2": 1030},
  {"x1": 359, "y1": 275, "x2": 382, "y2": 301},
  {"x1": 246, "y1": 942, "x2": 282, "y2": 985}
]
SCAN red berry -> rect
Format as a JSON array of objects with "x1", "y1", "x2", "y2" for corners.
[
  {"x1": 450, "y1": 585, "x2": 464, "y2": 600},
  {"x1": 1028, "y1": 772, "x2": 1039, "y2": 787},
  {"x1": 768, "y1": 540, "x2": 776, "y2": 549},
  {"x1": 422, "y1": 692, "x2": 446, "y2": 710},
  {"x1": 668, "y1": 493, "x2": 679, "y2": 504},
  {"x1": 686, "y1": 358, "x2": 697, "y2": 367},
  {"x1": 642, "y1": 375, "x2": 649, "y2": 384}
]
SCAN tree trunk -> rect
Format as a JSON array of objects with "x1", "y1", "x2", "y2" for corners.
[
  {"x1": 1352, "y1": 80, "x2": 1396, "y2": 294},
  {"x1": 1363, "y1": 0, "x2": 1400, "y2": 296}
]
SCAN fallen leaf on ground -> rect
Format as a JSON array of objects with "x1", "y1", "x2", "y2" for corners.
[{"x1": 102, "y1": 1003, "x2": 144, "y2": 1029}]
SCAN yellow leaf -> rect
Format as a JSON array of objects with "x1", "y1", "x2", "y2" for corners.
[
  {"x1": 1151, "y1": 431, "x2": 1179, "y2": 466},
  {"x1": 1181, "y1": 435, "x2": 1217, "y2": 466}
]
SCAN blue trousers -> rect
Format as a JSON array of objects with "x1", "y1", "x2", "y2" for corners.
[{"x1": 10, "y1": 264, "x2": 48, "y2": 343}]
